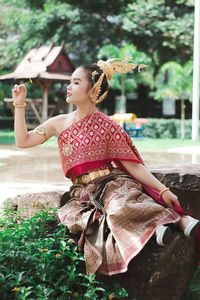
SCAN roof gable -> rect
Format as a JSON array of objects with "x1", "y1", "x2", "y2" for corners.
[{"x1": 0, "y1": 44, "x2": 74, "y2": 81}]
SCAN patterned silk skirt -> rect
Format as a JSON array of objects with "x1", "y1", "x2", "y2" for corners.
[{"x1": 58, "y1": 169, "x2": 180, "y2": 276}]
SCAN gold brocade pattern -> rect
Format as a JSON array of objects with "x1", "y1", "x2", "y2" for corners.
[
  {"x1": 58, "y1": 169, "x2": 180, "y2": 276},
  {"x1": 58, "y1": 111, "x2": 143, "y2": 177}
]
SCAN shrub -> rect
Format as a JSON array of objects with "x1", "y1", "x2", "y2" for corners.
[
  {"x1": 0, "y1": 209, "x2": 128, "y2": 300},
  {"x1": 143, "y1": 118, "x2": 200, "y2": 139},
  {"x1": 182, "y1": 267, "x2": 200, "y2": 300}
]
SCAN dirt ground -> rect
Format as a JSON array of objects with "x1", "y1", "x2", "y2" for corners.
[
  {"x1": 0, "y1": 144, "x2": 200, "y2": 205},
  {"x1": 0, "y1": 145, "x2": 69, "y2": 204}
]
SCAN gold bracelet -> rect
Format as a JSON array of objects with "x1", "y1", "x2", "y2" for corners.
[
  {"x1": 13, "y1": 102, "x2": 26, "y2": 108},
  {"x1": 159, "y1": 187, "x2": 170, "y2": 197}
]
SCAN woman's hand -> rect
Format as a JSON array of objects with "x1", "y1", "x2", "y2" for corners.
[
  {"x1": 162, "y1": 190, "x2": 180, "y2": 208},
  {"x1": 12, "y1": 84, "x2": 27, "y2": 105}
]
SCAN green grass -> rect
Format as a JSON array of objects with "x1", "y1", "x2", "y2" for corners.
[
  {"x1": 1, "y1": 130, "x2": 200, "y2": 153},
  {"x1": 0, "y1": 130, "x2": 58, "y2": 146},
  {"x1": 0, "y1": 130, "x2": 15, "y2": 144},
  {"x1": 45, "y1": 136, "x2": 200, "y2": 152},
  {"x1": 133, "y1": 138, "x2": 200, "y2": 152}
]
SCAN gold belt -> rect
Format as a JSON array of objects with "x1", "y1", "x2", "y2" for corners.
[{"x1": 73, "y1": 168, "x2": 111, "y2": 185}]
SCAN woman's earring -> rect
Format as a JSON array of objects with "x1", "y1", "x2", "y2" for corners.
[
  {"x1": 90, "y1": 87, "x2": 99, "y2": 104},
  {"x1": 91, "y1": 71, "x2": 98, "y2": 83}
]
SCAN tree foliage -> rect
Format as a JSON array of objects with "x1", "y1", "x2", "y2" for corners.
[
  {"x1": 0, "y1": 0, "x2": 195, "y2": 71},
  {"x1": 153, "y1": 61, "x2": 193, "y2": 101},
  {"x1": 120, "y1": 0, "x2": 194, "y2": 65},
  {"x1": 0, "y1": 0, "x2": 195, "y2": 118},
  {"x1": 0, "y1": 0, "x2": 132, "y2": 69},
  {"x1": 153, "y1": 60, "x2": 193, "y2": 138}
]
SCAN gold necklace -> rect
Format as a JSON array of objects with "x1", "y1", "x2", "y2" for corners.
[
  {"x1": 63, "y1": 110, "x2": 96, "y2": 156},
  {"x1": 63, "y1": 113, "x2": 76, "y2": 156}
]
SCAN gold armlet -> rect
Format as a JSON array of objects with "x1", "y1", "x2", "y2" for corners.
[
  {"x1": 34, "y1": 126, "x2": 46, "y2": 137},
  {"x1": 13, "y1": 102, "x2": 26, "y2": 108}
]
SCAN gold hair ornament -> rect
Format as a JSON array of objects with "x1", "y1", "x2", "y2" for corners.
[{"x1": 91, "y1": 58, "x2": 147, "y2": 104}]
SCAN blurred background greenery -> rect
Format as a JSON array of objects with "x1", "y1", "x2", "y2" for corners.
[
  {"x1": 0, "y1": 0, "x2": 194, "y2": 69},
  {"x1": 1, "y1": 0, "x2": 199, "y2": 175},
  {"x1": 0, "y1": 0, "x2": 199, "y2": 140}
]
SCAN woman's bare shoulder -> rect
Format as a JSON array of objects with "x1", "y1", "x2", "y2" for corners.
[{"x1": 48, "y1": 112, "x2": 75, "y2": 135}]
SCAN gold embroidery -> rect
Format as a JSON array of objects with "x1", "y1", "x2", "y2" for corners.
[
  {"x1": 62, "y1": 111, "x2": 97, "y2": 157},
  {"x1": 63, "y1": 144, "x2": 73, "y2": 156},
  {"x1": 58, "y1": 111, "x2": 143, "y2": 175}
]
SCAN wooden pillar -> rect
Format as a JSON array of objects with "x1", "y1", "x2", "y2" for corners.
[
  {"x1": 40, "y1": 80, "x2": 51, "y2": 122},
  {"x1": 192, "y1": 0, "x2": 200, "y2": 141},
  {"x1": 181, "y1": 98, "x2": 185, "y2": 140}
]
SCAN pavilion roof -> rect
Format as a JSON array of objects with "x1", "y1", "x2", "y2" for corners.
[{"x1": 0, "y1": 44, "x2": 74, "y2": 82}]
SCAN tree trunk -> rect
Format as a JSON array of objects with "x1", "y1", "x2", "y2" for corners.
[
  {"x1": 40, "y1": 80, "x2": 51, "y2": 122},
  {"x1": 116, "y1": 75, "x2": 126, "y2": 113},
  {"x1": 181, "y1": 98, "x2": 185, "y2": 139}
]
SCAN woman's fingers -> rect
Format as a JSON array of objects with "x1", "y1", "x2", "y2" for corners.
[
  {"x1": 13, "y1": 84, "x2": 25, "y2": 89},
  {"x1": 173, "y1": 197, "x2": 180, "y2": 206},
  {"x1": 12, "y1": 84, "x2": 26, "y2": 94},
  {"x1": 162, "y1": 192, "x2": 180, "y2": 209},
  {"x1": 12, "y1": 84, "x2": 27, "y2": 104},
  {"x1": 13, "y1": 85, "x2": 20, "y2": 93},
  {"x1": 165, "y1": 200, "x2": 173, "y2": 208},
  {"x1": 167, "y1": 198, "x2": 180, "y2": 209}
]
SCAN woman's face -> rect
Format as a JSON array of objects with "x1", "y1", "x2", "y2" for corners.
[{"x1": 66, "y1": 67, "x2": 92, "y2": 105}]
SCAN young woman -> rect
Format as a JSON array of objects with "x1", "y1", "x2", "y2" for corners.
[{"x1": 12, "y1": 58, "x2": 199, "y2": 276}]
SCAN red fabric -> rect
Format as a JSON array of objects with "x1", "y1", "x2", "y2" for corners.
[
  {"x1": 58, "y1": 111, "x2": 143, "y2": 178},
  {"x1": 116, "y1": 161, "x2": 200, "y2": 262},
  {"x1": 57, "y1": 111, "x2": 200, "y2": 261}
]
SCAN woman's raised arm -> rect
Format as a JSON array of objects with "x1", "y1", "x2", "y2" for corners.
[{"x1": 12, "y1": 84, "x2": 56, "y2": 148}]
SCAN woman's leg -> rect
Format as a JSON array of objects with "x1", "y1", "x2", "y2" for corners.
[
  {"x1": 177, "y1": 215, "x2": 199, "y2": 237},
  {"x1": 155, "y1": 225, "x2": 172, "y2": 246},
  {"x1": 154, "y1": 215, "x2": 200, "y2": 247}
]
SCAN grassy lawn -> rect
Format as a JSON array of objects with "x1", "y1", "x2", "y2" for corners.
[
  {"x1": 0, "y1": 130, "x2": 16, "y2": 144},
  {"x1": 133, "y1": 138, "x2": 200, "y2": 152},
  {"x1": 1, "y1": 130, "x2": 200, "y2": 152}
]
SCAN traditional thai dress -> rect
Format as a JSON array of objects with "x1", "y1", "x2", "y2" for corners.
[{"x1": 57, "y1": 111, "x2": 182, "y2": 276}]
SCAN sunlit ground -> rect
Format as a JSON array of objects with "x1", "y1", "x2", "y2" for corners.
[{"x1": 0, "y1": 137, "x2": 200, "y2": 205}]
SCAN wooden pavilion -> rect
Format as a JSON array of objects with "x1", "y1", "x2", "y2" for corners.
[{"x1": 0, "y1": 44, "x2": 74, "y2": 123}]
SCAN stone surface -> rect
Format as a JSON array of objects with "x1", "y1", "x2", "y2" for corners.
[
  {"x1": 150, "y1": 164, "x2": 200, "y2": 191},
  {"x1": 98, "y1": 231, "x2": 197, "y2": 300},
  {"x1": 150, "y1": 164, "x2": 200, "y2": 219},
  {"x1": 4, "y1": 191, "x2": 63, "y2": 217}
]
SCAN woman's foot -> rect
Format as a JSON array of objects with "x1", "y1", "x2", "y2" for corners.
[
  {"x1": 178, "y1": 216, "x2": 200, "y2": 237},
  {"x1": 155, "y1": 225, "x2": 172, "y2": 246}
]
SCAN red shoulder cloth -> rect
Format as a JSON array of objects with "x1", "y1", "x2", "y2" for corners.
[{"x1": 57, "y1": 111, "x2": 143, "y2": 178}]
